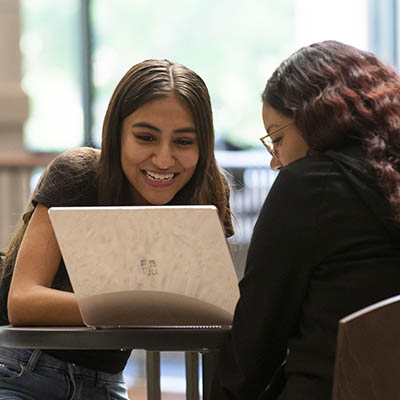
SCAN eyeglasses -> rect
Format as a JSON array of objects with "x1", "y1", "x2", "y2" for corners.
[{"x1": 260, "y1": 121, "x2": 294, "y2": 159}]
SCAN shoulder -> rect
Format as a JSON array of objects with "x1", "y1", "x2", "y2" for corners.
[
  {"x1": 34, "y1": 147, "x2": 100, "y2": 207},
  {"x1": 256, "y1": 154, "x2": 342, "y2": 231},
  {"x1": 49, "y1": 147, "x2": 100, "y2": 173},
  {"x1": 43, "y1": 147, "x2": 100, "y2": 185},
  {"x1": 269, "y1": 154, "x2": 337, "y2": 198},
  {"x1": 280, "y1": 153, "x2": 336, "y2": 179}
]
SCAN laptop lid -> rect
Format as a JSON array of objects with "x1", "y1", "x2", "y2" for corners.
[{"x1": 48, "y1": 205, "x2": 240, "y2": 327}]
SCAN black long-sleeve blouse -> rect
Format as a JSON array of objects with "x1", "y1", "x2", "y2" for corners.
[{"x1": 212, "y1": 144, "x2": 400, "y2": 400}]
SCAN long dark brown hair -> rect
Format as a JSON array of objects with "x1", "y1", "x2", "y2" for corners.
[
  {"x1": 97, "y1": 59, "x2": 231, "y2": 227},
  {"x1": 1, "y1": 60, "x2": 233, "y2": 280},
  {"x1": 0, "y1": 147, "x2": 100, "y2": 281},
  {"x1": 262, "y1": 40, "x2": 400, "y2": 222}
]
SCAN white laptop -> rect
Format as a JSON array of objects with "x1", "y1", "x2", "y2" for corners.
[{"x1": 48, "y1": 205, "x2": 240, "y2": 328}]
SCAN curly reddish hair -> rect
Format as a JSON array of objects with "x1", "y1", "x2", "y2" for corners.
[{"x1": 262, "y1": 40, "x2": 400, "y2": 223}]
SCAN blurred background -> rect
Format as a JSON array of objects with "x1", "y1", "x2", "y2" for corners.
[{"x1": 0, "y1": 0, "x2": 399, "y2": 398}]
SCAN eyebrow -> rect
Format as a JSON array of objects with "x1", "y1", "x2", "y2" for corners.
[
  {"x1": 132, "y1": 122, "x2": 197, "y2": 134},
  {"x1": 266, "y1": 124, "x2": 279, "y2": 132}
]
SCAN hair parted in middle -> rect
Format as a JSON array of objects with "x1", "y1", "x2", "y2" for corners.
[
  {"x1": 97, "y1": 59, "x2": 231, "y2": 225},
  {"x1": 1, "y1": 60, "x2": 235, "y2": 286},
  {"x1": 262, "y1": 40, "x2": 400, "y2": 222}
]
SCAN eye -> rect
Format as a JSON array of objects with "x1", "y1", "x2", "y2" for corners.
[
  {"x1": 135, "y1": 134, "x2": 156, "y2": 142},
  {"x1": 175, "y1": 138, "x2": 195, "y2": 146},
  {"x1": 272, "y1": 137, "x2": 283, "y2": 146}
]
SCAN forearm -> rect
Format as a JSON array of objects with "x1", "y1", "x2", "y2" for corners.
[{"x1": 8, "y1": 286, "x2": 84, "y2": 326}]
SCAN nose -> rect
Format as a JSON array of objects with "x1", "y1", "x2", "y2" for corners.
[
  {"x1": 270, "y1": 157, "x2": 282, "y2": 171},
  {"x1": 152, "y1": 143, "x2": 175, "y2": 169}
]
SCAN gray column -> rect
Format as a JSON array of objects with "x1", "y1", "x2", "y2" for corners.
[{"x1": 0, "y1": 0, "x2": 30, "y2": 250}]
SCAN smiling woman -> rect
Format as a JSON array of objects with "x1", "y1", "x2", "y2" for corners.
[
  {"x1": 96, "y1": 60, "x2": 232, "y2": 220},
  {"x1": 0, "y1": 59, "x2": 233, "y2": 399},
  {"x1": 120, "y1": 95, "x2": 199, "y2": 205}
]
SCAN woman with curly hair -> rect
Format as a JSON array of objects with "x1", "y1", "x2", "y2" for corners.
[{"x1": 211, "y1": 40, "x2": 400, "y2": 399}]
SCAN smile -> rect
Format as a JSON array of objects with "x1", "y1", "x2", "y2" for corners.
[{"x1": 143, "y1": 170, "x2": 176, "y2": 182}]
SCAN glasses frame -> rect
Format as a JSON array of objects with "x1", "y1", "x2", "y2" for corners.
[{"x1": 260, "y1": 121, "x2": 294, "y2": 159}]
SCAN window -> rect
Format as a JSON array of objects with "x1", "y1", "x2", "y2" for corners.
[
  {"x1": 21, "y1": 0, "x2": 398, "y2": 152},
  {"x1": 21, "y1": 0, "x2": 83, "y2": 151},
  {"x1": 91, "y1": 0, "x2": 295, "y2": 149}
]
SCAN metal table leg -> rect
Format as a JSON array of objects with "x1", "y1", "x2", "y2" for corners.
[
  {"x1": 185, "y1": 352, "x2": 199, "y2": 400},
  {"x1": 146, "y1": 351, "x2": 161, "y2": 400}
]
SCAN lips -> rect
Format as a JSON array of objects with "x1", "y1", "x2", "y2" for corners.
[{"x1": 143, "y1": 170, "x2": 176, "y2": 182}]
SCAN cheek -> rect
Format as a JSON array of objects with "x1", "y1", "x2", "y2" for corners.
[
  {"x1": 120, "y1": 135, "x2": 133, "y2": 167},
  {"x1": 285, "y1": 143, "x2": 300, "y2": 163},
  {"x1": 179, "y1": 148, "x2": 199, "y2": 171},
  {"x1": 294, "y1": 135, "x2": 309, "y2": 158},
  {"x1": 120, "y1": 154, "x2": 132, "y2": 183},
  {"x1": 282, "y1": 138, "x2": 308, "y2": 164},
  {"x1": 121, "y1": 140, "x2": 147, "y2": 167}
]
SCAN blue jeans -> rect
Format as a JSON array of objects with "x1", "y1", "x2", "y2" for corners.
[{"x1": 0, "y1": 347, "x2": 129, "y2": 399}]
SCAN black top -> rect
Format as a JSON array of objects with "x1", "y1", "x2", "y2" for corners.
[
  {"x1": 0, "y1": 149, "x2": 131, "y2": 373},
  {"x1": 0, "y1": 147, "x2": 234, "y2": 373},
  {"x1": 212, "y1": 145, "x2": 400, "y2": 399}
]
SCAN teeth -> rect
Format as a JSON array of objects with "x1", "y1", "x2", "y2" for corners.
[{"x1": 145, "y1": 171, "x2": 175, "y2": 181}]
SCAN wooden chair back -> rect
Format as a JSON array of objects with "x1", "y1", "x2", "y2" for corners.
[{"x1": 332, "y1": 294, "x2": 400, "y2": 400}]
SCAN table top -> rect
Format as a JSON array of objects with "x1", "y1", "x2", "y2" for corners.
[{"x1": 0, "y1": 325, "x2": 231, "y2": 352}]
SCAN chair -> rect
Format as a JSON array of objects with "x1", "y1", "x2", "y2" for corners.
[{"x1": 332, "y1": 294, "x2": 400, "y2": 400}]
